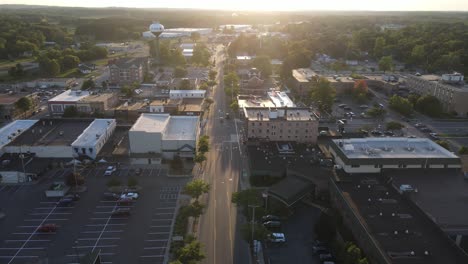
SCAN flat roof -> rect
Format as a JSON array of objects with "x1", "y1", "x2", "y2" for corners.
[
  {"x1": 71, "y1": 119, "x2": 116, "y2": 147},
  {"x1": 237, "y1": 56, "x2": 253, "y2": 60},
  {"x1": 244, "y1": 107, "x2": 316, "y2": 121},
  {"x1": 49, "y1": 90, "x2": 90, "y2": 102},
  {"x1": 130, "y1": 113, "x2": 198, "y2": 141},
  {"x1": 170, "y1": 90, "x2": 206, "y2": 95},
  {"x1": 179, "y1": 98, "x2": 204, "y2": 112},
  {"x1": 292, "y1": 68, "x2": 316, "y2": 83},
  {"x1": 8, "y1": 119, "x2": 93, "y2": 146},
  {"x1": 81, "y1": 93, "x2": 114, "y2": 102},
  {"x1": 0, "y1": 120, "x2": 38, "y2": 149},
  {"x1": 238, "y1": 95, "x2": 276, "y2": 108},
  {"x1": 267, "y1": 91, "x2": 295, "y2": 107},
  {"x1": 332, "y1": 138, "x2": 458, "y2": 160},
  {"x1": 336, "y1": 175, "x2": 468, "y2": 264}
]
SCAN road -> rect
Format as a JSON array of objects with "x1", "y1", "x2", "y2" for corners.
[{"x1": 198, "y1": 45, "x2": 251, "y2": 264}]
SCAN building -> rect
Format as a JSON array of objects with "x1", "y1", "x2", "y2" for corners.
[
  {"x1": 291, "y1": 68, "x2": 317, "y2": 97},
  {"x1": 109, "y1": 57, "x2": 148, "y2": 85},
  {"x1": 169, "y1": 90, "x2": 206, "y2": 99},
  {"x1": 26, "y1": 78, "x2": 76, "y2": 89},
  {"x1": 0, "y1": 120, "x2": 38, "y2": 155},
  {"x1": 76, "y1": 93, "x2": 119, "y2": 114},
  {"x1": 267, "y1": 91, "x2": 295, "y2": 108},
  {"x1": 243, "y1": 107, "x2": 318, "y2": 143},
  {"x1": 71, "y1": 119, "x2": 116, "y2": 159},
  {"x1": 403, "y1": 74, "x2": 468, "y2": 116},
  {"x1": 328, "y1": 138, "x2": 461, "y2": 174},
  {"x1": 3, "y1": 118, "x2": 116, "y2": 159},
  {"x1": 149, "y1": 98, "x2": 204, "y2": 116},
  {"x1": 0, "y1": 154, "x2": 51, "y2": 184},
  {"x1": 0, "y1": 93, "x2": 39, "y2": 121},
  {"x1": 47, "y1": 90, "x2": 91, "y2": 115},
  {"x1": 129, "y1": 113, "x2": 200, "y2": 162}
]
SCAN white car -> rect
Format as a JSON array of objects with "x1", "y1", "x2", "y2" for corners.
[
  {"x1": 268, "y1": 233, "x2": 286, "y2": 243},
  {"x1": 399, "y1": 184, "x2": 417, "y2": 193},
  {"x1": 104, "y1": 166, "x2": 116, "y2": 176},
  {"x1": 121, "y1": 192, "x2": 139, "y2": 200}
]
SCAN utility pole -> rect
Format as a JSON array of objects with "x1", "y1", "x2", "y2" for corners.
[{"x1": 249, "y1": 204, "x2": 260, "y2": 243}]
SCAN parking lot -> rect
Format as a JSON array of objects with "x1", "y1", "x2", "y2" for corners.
[{"x1": 0, "y1": 165, "x2": 187, "y2": 264}]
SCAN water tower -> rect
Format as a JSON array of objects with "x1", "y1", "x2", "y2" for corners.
[{"x1": 149, "y1": 21, "x2": 165, "y2": 64}]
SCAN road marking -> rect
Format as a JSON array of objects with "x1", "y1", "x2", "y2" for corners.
[
  {"x1": 30, "y1": 212, "x2": 71, "y2": 215},
  {"x1": 91, "y1": 198, "x2": 119, "y2": 252},
  {"x1": 12, "y1": 232, "x2": 56, "y2": 235},
  {"x1": 77, "y1": 238, "x2": 120, "y2": 241},
  {"x1": 0, "y1": 247, "x2": 45, "y2": 250},
  {"x1": 90, "y1": 217, "x2": 127, "y2": 220},
  {"x1": 5, "y1": 240, "x2": 50, "y2": 242},
  {"x1": 25, "y1": 218, "x2": 68, "y2": 221},
  {"x1": 152, "y1": 218, "x2": 173, "y2": 221},
  {"x1": 86, "y1": 224, "x2": 125, "y2": 227},
  {"x1": 66, "y1": 253, "x2": 114, "y2": 257},
  {"x1": 154, "y1": 213, "x2": 173, "y2": 215},
  {"x1": 144, "y1": 239, "x2": 167, "y2": 242},
  {"x1": 82, "y1": 230, "x2": 122, "y2": 234},
  {"x1": 140, "y1": 255, "x2": 164, "y2": 258},
  {"x1": 148, "y1": 232, "x2": 169, "y2": 235},
  {"x1": 0, "y1": 256, "x2": 38, "y2": 258},
  {"x1": 156, "y1": 207, "x2": 175, "y2": 210},
  {"x1": 73, "y1": 245, "x2": 117, "y2": 249}
]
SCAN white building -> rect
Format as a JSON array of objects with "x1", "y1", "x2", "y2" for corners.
[
  {"x1": 0, "y1": 120, "x2": 38, "y2": 155},
  {"x1": 71, "y1": 119, "x2": 116, "y2": 159},
  {"x1": 267, "y1": 91, "x2": 295, "y2": 108},
  {"x1": 48, "y1": 90, "x2": 91, "y2": 115},
  {"x1": 129, "y1": 114, "x2": 200, "y2": 162},
  {"x1": 169, "y1": 90, "x2": 206, "y2": 99},
  {"x1": 329, "y1": 138, "x2": 461, "y2": 173}
]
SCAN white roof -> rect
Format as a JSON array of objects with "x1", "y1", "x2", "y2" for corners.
[
  {"x1": 170, "y1": 90, "x2": 206, "y2": 95},
  {"x1": 267, "y1": 91, "x2": 295, "y2": 107},
  {"x1": 333, "y1": 138, "x2": 458, "y2": 159},
  {"x1": 72, "y1": 119, "x2": 116, "y2": 147},
  {"x1": 0, "y1": 120, "x2": 38, "y2": 149},
  {"x1": 49, "y1": 90, "x2": 90, "y2": 102},
  {"x1": 131, "y1": 114, "x2": 198, "y2": 141},
  {"x1": 237, "y1": 56, "x2": 253, "y2": 60}
]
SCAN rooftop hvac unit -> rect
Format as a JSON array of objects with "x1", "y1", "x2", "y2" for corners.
[
  {"x1": 59, "y1": 131, "x2": 64, "y2": 136},
  {"x1": 96, "y1": 134, "x2": 101, "y2": 139}
]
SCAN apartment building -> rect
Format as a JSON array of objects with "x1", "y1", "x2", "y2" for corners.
[
  {"x1": 109, "y1": 57, "x2": 148, "y2": 85},
  {"x1": 243, "y1": 107, "x2": 318, "y2": 143}
]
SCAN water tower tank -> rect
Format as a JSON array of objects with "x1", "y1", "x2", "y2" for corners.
[{"x1": 149, "y1": 22, "x2": 164, "y2": 36}]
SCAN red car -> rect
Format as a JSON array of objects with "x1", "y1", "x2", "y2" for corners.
[
  {"x1": 37, "y1": 224, "x2": 57, "y2": 233},
  {"x1": 117, "y1": 198, "x2": 133, "y2": 206}
]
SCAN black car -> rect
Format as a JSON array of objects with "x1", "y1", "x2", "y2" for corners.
[
  {"x1": 384, "y1": 131, "x2": 394, "y2": 136},
  {"x1": 103, "y1": 192, "x2": 120, "y2": 200},
  {"x1": 262, "y1": 215, "x2": 280, "y2": 222},
  {"x1": 56, "y1": 198, "x2": 74, "y2": 207},
  {"x1": 371, "y1": 130, "x2": 383, "y2": 136},
  {"x1": 263, "y1": 221, "x2": 281, "y2": 228},
  {"x1": 312, "y1": 246, "x2": 330, "y2": 256},
  {"x1": 344, "y1": 106, "x2": 352, "y2": 111}
]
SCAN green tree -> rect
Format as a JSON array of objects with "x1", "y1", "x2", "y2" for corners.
[
  {"x1": 386, "y1": 121, "x2": 404, "y2": 131},
  {"x1": 459, "y1": 146, "x2": 468, "y2": 155},
  {"x1": 101, "y1": 81, "x2": 108, "y2": 89},
  {"x1": 389, "y1": 95, "x2": 413, "y2": 116},
  {"x1": 230, "y1": 100, "x2": 239, "y2": 112},
  {"x1": 63, "y1": 105, "x2": 79, "y2": 117},
  {"x1": 252, "y1": 56, "x2": 272, "y2": 77},
  {"x1": 209, "y1": 70, "x2": 217, "y2": 80},
  {"x1": 8, "y1": 64, "x2": 24, "y2": 78},
  {"x1": 378, "y1": 56, "x2": 393, "y2": 73},
  {"x1": 232, "y1": 189, "x2": 262, "y2": 208},
  {"x1": 199, "y1": 83, "x2": 209, "y2": 90},
  {"x1": 240, "y1": 223, "x2": 270, "y2": 242},
  {"x1": 15, "y1": 97, "x2": 32, "y2": 113},
  {"x1": 224, "y1": 72, "x2": 239, "y2": 88},
  {"x1": 310, "y1": 77, "x2": 336, "y2": 112},
  {"x1": 410, "y1": 45, "x2": 426, "y2": 66},
  {"x1": 61, "y1": 55, "x2": 80, "y2": 70},
  {"x1": 408, "y1": 94, "x2": 421, "y2": 106},
  {"x1": 120, "y1": 85, "x2": 133, "y2": 97},
  {"x1": 330, "y1": 61, "x2": 346, "y2": 74},
  {"x1": 190, "y1": 32, "x2": 201, "y2": 43},
  {"x1": 436, "y1": 140, "x2": 450, "y2": 150},
  {"x1": 175, "y1": 240, "x2": 205, "y2": 264},
  {"x1": 415, "y1": 95, "x2": 443, "y2": 117},
  {"x1": 373, "y1": 37, "x2": 386, "y2": 59},
  {"x1": 179, "y1": 79, "x2": 191, "y2": 90},
  {"x1": 183, "y1": 179, "x2": 210, "y2": 201},
  {"x1": 194, "y1": 153, "x2": 206, "y2": 164},
  {"x1": 174, "y1": 66, "x2": 188, "y2": 78},
  {"x1": 352, "y1": 80, "x2": 368, "y2": 103},
  {"x1": 207, "y1": 80, "x2": 217, "y2": 87},
  {"x1": 192, "y1": 44, "x2": 211, "y2": 66},
  {"x1": 198, "y1": 135, "x2": 210, "y2": 153},
  {"x1": 81, "y1": 79, "x2": 95, "y2": 90},
  {"x1": 366, "y1": 106, "x2": 386, "y2": 118}
]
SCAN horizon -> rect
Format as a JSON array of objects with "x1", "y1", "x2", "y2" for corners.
[{"x1": 1, "y1": 0, "x2": 467, "y2": 12}]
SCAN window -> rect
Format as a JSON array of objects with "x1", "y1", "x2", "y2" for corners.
[
  {"x1": 398, "y1": 164, "x2": 407, "y2": 168},
  {"x1": 252, "y1": 123, "x2": 255, "y2": 126},
  {"x1": 351, "y1": 165, "x2": 360, "y2": 168},
  {"x1": 81, "y1": 148, "x2": 86, "y2": 154},
  {"x1": 74, "y1": 147, "x2": 79, "y2": 153},
  {"x1": 252, "y1": 129, "x2": 254, "y2": 133},
  {"x1": 266, "y1": 129, "x2": 269, "y2": 133},
  {"x1": 89, "y1": 148, "x2": 93, "y2": 154}
]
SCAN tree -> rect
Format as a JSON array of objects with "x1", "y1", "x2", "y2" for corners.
[
  {"x1": 224, "y1": 72, "x2": 239, "y2": 88},
  {"x1": 330, "y1": 61, "x2": 346, "y2": 74},
  {"x1": 101, "y1": 81, "x2": 108, "y2": 89},
  {"x1": 378, "y1": 56, "x2": 393, "y2": 73},
  {"x1": 415, "y1": 95, "x2": 443, "y2": 117},
  {"x1": 190, "y1": 32, "x2": 201, "y2": 43},
  {"x1": 232, "y1": 189, "x2": 262, "y2": 208},
  {"x1": 194, "y1": 153, "x2": 206, "y2": 164},
  {"x1": 192, "y1": 44, "x2": 211, "y2": 66},
  {"x1": 179, "y1": 79, "x2": 191, "y2": 90},
  {"x1": 310, "y1": 77, "x2": 336, "y2": 112},
  {"x1": 15, "y1": 97, "x2": 32, "y2": 113},
  {"x1": 120, "y1": 85, "x2": 133, "y2": 97},
  {"x1": 230, "y1": 100, "x2": 239, "y2": 112},
  {"x1": 209, "y1": 70, "x2": 217, "y2": 80},
  {"x1": 61, "y1": 55, "x2": 80, "y2": 70},
  {"x1": 183, "y1": 179, "x2": 210, "y2": 201},
  {"x1": 198, "y1": 135, "x2": 210, "y2": 153},
  {"x1": 389, "y1": 95, "x2": 413, "y2": 116},
  {"x1": 252, "y1": 56, "x2": 272, "y2": 77},
  {"x1": 8, "y1": 64, "x2": 24, "y2": 78},
  {"x1": 386, "y1": 121, "x2": 404, "y2": 131},
  {"x1": 366, "y1": 106, "x2": 386, "y2": 118},
  {"x1": 436, "y1": 140, "x2": 450, "y2": 150},
  {"x1": 207, "y1": 80, "x2": 217, "y2": 87},
  {"x1": 199, "y1": 83, "x2": 209, "y2": 90},
  {"x1": 373, "y1": 37, "x2": 386, "y2": 59},
  {"x1": 63, "y1": 105, "x2": 79, "y2": 117},
  {"x1": 240, "y1": 223, "x2": 270, "y2": 242},
  {"x1": 175, "y1": 240, "x2": 205, "y2": 264},
  {"x1": 408, "y1": 94, "x2": 421, "y2": 106},
  {"x1": 81, "y1": 79, "x2": 95, "y2": 90},
  {"x1": 174, "y1": 66, "x2": 188, "y2": 78},
  {"x1": 459, "y1": 146, "x2": 468, "y2": 155},
  {"x1": 352, "y1": 80, "x2": 368, "y2": 103}
]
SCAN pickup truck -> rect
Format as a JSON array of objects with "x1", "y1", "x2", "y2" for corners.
[{"x1": 45, "y1": 182, "x2": 70, "y2": 198}]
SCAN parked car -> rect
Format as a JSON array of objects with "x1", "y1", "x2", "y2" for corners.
[
  {"x1": 319, "y1": 130, "x2": 328, "y2": 136},
  {"x1": 339, "y1": 119, "x2": 347, "y2": 124},
  {"x1": 123, "y1": 188, "x2": 139, "y2": 194},
  {"x1": 104, "y1": 166, "x2": 116, "y2": 176},
  {"x1": 320, "y1": 159, "x2": 334, "y2": 167},
  {"x1": 267, "y1": 233, "x2": 286, "y2": 243},
  {"x1": 421, "y1": 127, "x2": 432, "y2": 133},
  {"x1": 56, "y1": 198, "x2": 74, "y2": 207},
  {"x1": 359, "y1": 105, "x2": 369, "y2": 109},
  {"x1": 429, "y1": 133, "x2": 440, "y2": 140},
  {"x1": 344, "y1": 106, "x2": 352, "y2": 111},
  {"x1": 312, "y1": 246, "x2": 330, "y2": 256},
  {"x1": 384, "y1": 131, "x2": 395, "y2": 136},
  {"x1": 371, "y1": 130, "x2": 383, "y2": 136},
  {"x1": 415, "y1": 123, "x2": 425, "y2": 128},
  {"x1": 103, "y1": 192, "x2": 120, "y2": 200},
  {"x1": 117, "y1": 198, "x2": 133, "y2": 206},
  {"x1": 399, "y1": 184, "x2": 417, "y2": 193},
  {"x1": 64, "y1": 193, "x2": 80, "y2": 201},
  {"x1": 38, "y1": 224, "x2": 58, "y2": 233},
  {"x1": 112, "y1": 208, "x2": 131, "y2": 217},
  {"x1": 263, "y1": 221, "x2": 281, "y2": 228},
  {"x1": 338, "y1": 104, "x2": 347, "y2": 108},
  {"x1": 262, "y1": 215, "x2": 280, "y2": 222},
  {"x1": 120, "y1": 192, "x2": 139, "y2": 200},
  {"x1": 359, "y1": 129, "x2": 369, "y2": 135}
]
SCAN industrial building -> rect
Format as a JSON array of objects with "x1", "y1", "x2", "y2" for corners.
[
  {"x1": 0, "y1": 120, "x2": 38, "y2": 155},
  {"x1": 243, "y1": 107, "x2": 318, "y2": 143},
  {"x1": 48, "y1": 90, "x2": 90, "y2": 115},
  {"x1": 328, "y1": 138, "x2": 461, "y2": 173},
  {"x1": 2, "y1": 118, "x2": 116, "y2": 159},
  {"x1": 129, "y1": 113, "x2": 200, "y2": 163}
]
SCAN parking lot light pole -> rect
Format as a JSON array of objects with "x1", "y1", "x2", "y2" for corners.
[
  {"x1": 74, "y1": 240, "x2": 80, "y2": 264},
  {"x1": 249, "y1": 205, "x2": 260, "y2": 243}
]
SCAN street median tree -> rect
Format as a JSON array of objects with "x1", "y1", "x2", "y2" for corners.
[{"x1": 183, "y1": 179, "x2": 210, "y2": 201}]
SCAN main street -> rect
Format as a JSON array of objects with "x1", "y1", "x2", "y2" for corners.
[{"x1": 198, "y1": 45, "x2": 251, "y2": 264}]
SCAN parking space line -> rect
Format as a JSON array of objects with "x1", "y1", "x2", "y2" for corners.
[
  {"x1": 93, "y1": 212, "x2": 113, "y2": 214},
  {"x1": 30, "y1": 212, "x2": 71, "y2": 215},
  {"x1": 73, "y1": 245, "x2": 117, "y2": 249},
  {"x1": 150, "y1": 225, "x2": 171, "y2": 228},
  {"x1": 81, "y1": 230, "x2": 123, "y2": 234},
  {"x1": 25, "y1": 218, "x2": 68, "y2": 221},
  {"x1": 12, "y1": 232, "x2": 56, "y2": 235},
  {"x1": 39, "y1": 202, "x2": 58, "y2": 204},
  {"x1": 145, "y1": 239, "x2": 167, "y2": 242},
  {"x1": 143, "y1": 247, "x2": 165, "y2": 250},
  {"x1": 0, "y1": 247, "x2": 45, "y2": 250},
  {"x1": 90, "y1": 217, "x2": 127, "y2": 220},
  {"x1": 0, "y1": 256, "x2": 38, "y2": 258},
  {"x1": 152, "y1": 218, "x2": 173, "y2": 221},
  {"x1": 140, "y1": 255, "x2": 164, "y2": 258},
  {"x1": 66, "y1": 253, "x2": 115, "y2": 257},
  {"x1": 86, "y1": 224, "x2": 125, "y2": 227},
  {"x1": 5, "y1": 240, "x2": 50, "y2": 242},
  {"x1": 154, "y1": 213, "x2": 173, "y2": 215},
  {"x1": 77, "y1": 238, "x2": 120, "y2": 241},
  {"x1": 156, "y1": 207, "x2": 175, "y2": 210}
]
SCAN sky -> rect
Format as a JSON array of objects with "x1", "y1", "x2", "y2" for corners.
[{"x1": 1, "y1": 0, "x2": 467, "y2": 11}]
